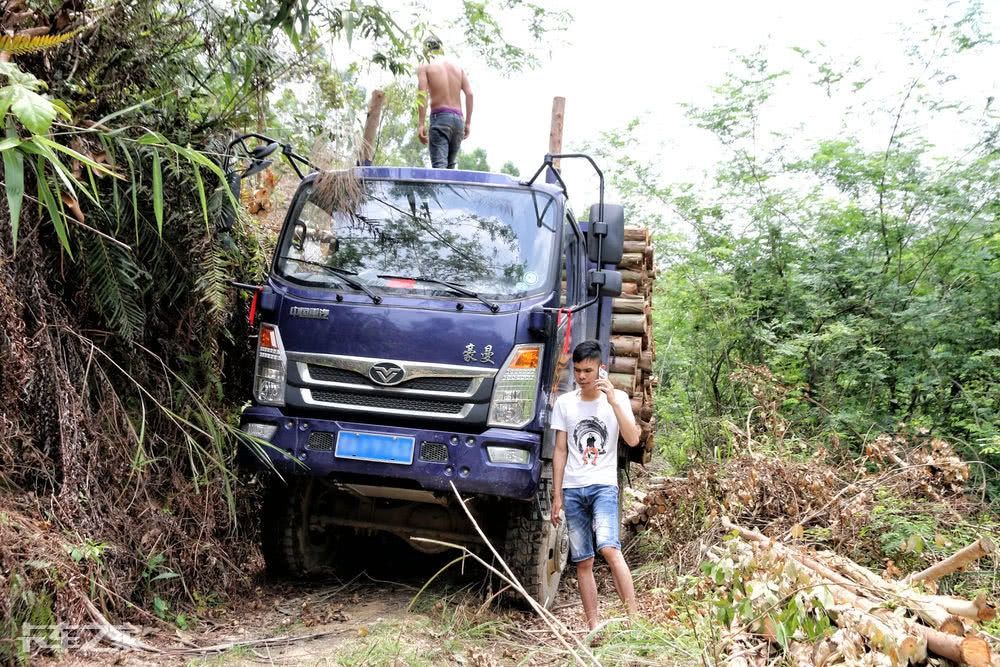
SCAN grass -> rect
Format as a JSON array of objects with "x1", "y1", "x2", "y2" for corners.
[
  {"x1": 184, "y1": 644, "x2": 254, "y2": 666},
  {"x1": 857, "y1": 489, "x2": 1000, "y2": 593},
  {"x1": 588, "y1": 618, "x2": 707, "y2": 666},
  {"x1": 334, "y1": 620, "x2": 442, "y2": 666}
]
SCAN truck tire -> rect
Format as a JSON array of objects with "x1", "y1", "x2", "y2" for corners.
[
  {"x1": 502, "y1": 478, "x2": 568, "y2": 610},
  {"x1": 261, "y1": 477, "x2": 340, "y2": 577}
]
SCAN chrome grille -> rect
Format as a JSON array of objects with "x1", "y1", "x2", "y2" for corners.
[
  {"x1": 419, "y1": 442, "x2": 449, "y2": 463},
  {"x1": 310, "y1": 390, "x2": 465, "y2": 414},
  {"x1": 308, "y1": 366, "x2": 363, "y2": 384},
  {"x1": 407, "y1": 377, "x2": 473, "y2": 392},
  {"x1": 308, "y1": 432, "x2": 334, "y2": 451},
  {"x1": 307, "y1": 364, "x2": 472, "y2": 393}
]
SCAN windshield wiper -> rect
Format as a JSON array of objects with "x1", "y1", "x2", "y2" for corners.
[
  {"x1": 279, "y1": 256, "x2": 382, "y2": 304},
  {"x1": 378, "y1": 274, "x2": 499, "y2": 312}
]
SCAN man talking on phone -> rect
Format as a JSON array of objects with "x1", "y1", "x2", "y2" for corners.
[{"x1": 550, "y1": 340, "x2": 642, "y2": 630}]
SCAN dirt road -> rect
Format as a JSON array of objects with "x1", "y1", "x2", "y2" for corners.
[{"x1": 43, "y1": 537, "x2": 664, "y2": 667}]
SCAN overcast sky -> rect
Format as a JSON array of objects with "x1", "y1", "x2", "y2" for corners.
[{"x1": 352, "y1": 0, "x2": 999, "y2": 209}]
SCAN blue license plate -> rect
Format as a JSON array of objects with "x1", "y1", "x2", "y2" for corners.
[{"x1": 335, "y1": 431, "x2": 415, "y2": 465}]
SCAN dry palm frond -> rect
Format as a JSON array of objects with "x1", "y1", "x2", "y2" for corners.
[
  {"x1": 0, "y1": 29, "x2": 82, "y2": 55},
  {"x1": 311, "y1": 168, "x2": 365, "y2": 214}
]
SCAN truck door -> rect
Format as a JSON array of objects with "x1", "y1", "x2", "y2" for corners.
[{"x1": 554, "y1": 212, "x2": 588, "y2": 394}]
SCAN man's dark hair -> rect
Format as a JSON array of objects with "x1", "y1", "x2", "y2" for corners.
[
  {"x1": 572, "y1": 340, "x2": 602, "y2": 364},
  {"x1": 423, "y1": 35, "x2": 443, "y2": 53}
]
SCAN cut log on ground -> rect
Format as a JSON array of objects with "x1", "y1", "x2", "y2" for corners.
[
  {"x1": 716, "y1": 517, "x2": 995, "y2": 667},
  {"x1": 907, "y1": 536, "x2": 996, "y2": 584}
]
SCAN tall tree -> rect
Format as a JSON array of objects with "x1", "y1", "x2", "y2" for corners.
[
  {"x1": 582, "y1": 5, "x2": 999, "y2": 477},
  {"x1": 458, "y1": 146, "x2": 491, "y2": 171}
]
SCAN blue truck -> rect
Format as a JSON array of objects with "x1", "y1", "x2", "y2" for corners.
[{"x1": 228, "y1": 135, "x2": 627, "y2": 608}]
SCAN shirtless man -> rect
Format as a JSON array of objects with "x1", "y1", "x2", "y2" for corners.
[{"x1": 416, "y1": 36, "x2": 473, "y2": 169}]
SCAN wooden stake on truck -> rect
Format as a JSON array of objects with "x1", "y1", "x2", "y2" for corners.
[
  {"x1": 359, "y1": 89, "x2": 385, "y2": 165},
  {"x1": 549, "y1": 96, "x2": 565, "y2": 170}
]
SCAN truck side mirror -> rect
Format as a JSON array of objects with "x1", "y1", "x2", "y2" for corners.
[
  {"x1": 250, "y1": 142, "x2": 280, "y2": 160},
  {"x1": 588, "y1": 269, "x2": 622, "y2": 297},
  {"x1": 586, "y1": 203, "x2": 625, "y2": 264},
  {"x1": 242, "y1": 158, "x2": 273, "y2": 179}
]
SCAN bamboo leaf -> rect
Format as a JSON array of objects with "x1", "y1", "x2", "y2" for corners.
[
  {"x1": 3, "y1": 142, "x2": 24, "y2": 249},
  {"x1": 94, "y1": 98, "x2": 155, "y2": 127},
  {"x1": 25, "y1": 139, "x2": 106, "y2": 220},
  {"x1": 0, "y1": 136, "x2": 20, "y2": 151},
  {"x1": 190, "y1": 156, "x2": 209, "y2": 229},
  {"x1": 151, "y1": 150, "x2": 163, "y2": 235},
  {"x1": 87, "y1": 163, "x2": 100, "y2": 208},
  {"x1": 120, "y1": 145, "x2": 140, "y2": 241},
  {"x1": 137, "y1": 131, "x2": 168, "y2": 146},
  {"x1": 35, "y1": 157, "x2": 72, "y2": 256},
  {"x1": 32, "y1": 135, "x2": 119, "y2": 179},
  {"x1": 29, "y1": 141, "x2": 79, "y2": 198},
  {"x1": 50, "y1": 98, "x2": 71, "y2": 120},
  {"x1": 345, "y1": 10, "x2": 354, "y2": 45},
  {"x1": 175, "y1": 144, "x2": 240, "y2": 211}
]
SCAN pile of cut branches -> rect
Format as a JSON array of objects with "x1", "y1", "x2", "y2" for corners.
[
  {"x1": 626, "y1": 426, "x2": 998, "y2": 664},
  {"x1": 709, "y1": 519, "x2": 996, "y2": 666}
]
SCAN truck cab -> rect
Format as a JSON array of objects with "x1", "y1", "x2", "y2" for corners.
[{"x1": 239, "y1": 159, "x2": 624, "y2": 608}]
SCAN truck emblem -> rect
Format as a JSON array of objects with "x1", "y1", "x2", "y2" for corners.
[
  {"x1": 369, "y1": 362, "x2": 405, "y2": 385},
  {"x1": 289, "y1": 306, "x2": 329, "y2": 320}
]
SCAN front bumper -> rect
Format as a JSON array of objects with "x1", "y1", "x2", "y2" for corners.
[{"x1": 240, "y1": 406, "x2": 542, "y2": 500}]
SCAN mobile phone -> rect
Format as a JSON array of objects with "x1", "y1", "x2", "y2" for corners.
[{"x1": 598, "y1": 366, "x2": 608, "y2": 380}]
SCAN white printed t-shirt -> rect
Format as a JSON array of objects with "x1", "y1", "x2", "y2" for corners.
[{"x1": 551, "y1": 389, "x2": 635, "y2": 489}]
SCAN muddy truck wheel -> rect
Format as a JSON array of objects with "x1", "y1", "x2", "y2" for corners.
[
  {"x1": 502, "y1": 478, "x2": 568, "y2": 609},
  {"x1": 261, "y1": 478, "x2": 341, "y2": 577}
]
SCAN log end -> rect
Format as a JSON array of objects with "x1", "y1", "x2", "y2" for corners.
[
  {"x1": 900, "y1": 635, "x2": 928, "y2": 664},
  {"x1": 939, "y1": 617, "x2": 967, "y2": 636},
  {"x1": 959, "y1": 635, "x2": 992, "y2": 667}
]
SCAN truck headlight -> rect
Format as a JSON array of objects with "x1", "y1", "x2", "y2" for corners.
[
  {"x1": 253, "y1": 324, "x2": 286, "y2": 406},
  {"x1": 487, "y1": 344, "x2": 543, "y2": 428}
]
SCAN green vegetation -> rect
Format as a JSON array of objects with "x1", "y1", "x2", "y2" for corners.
[
  {"x1": 458, "y1": 146, "x2": 492, "y2": 171},
  {"x1": 588, "y1": 618, "x2": 706, "y2": 665},
  {"x1": 0, "y1": 0, "x2": 995, "y2": 662},
  {"x1": 585, "y1": 7, "x2": 998, "y2": 490},
  {"x1": 0, "y1": 0, "x2": 567, "y2": 660}
]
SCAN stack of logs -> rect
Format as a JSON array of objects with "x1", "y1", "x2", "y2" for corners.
[
  {"x1": 610, "y1": 226, "x2": 656, "y2": 463},
  {"x1": 623, "y1": 476, "x2": 677, "y2": 530},
  {"x1": 720, "y1": 519, "x2": 997, "y2": 666}
]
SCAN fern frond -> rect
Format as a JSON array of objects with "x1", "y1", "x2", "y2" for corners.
[
  {"x1": 83, "y1": 235, "x2": 146, "y2": 340},
  {"x1": 193, "y1": 241, "x2": 231, "y2": 319},
  {"x1": 0, "y1": 29, "x2": 83, "y2": 56}
]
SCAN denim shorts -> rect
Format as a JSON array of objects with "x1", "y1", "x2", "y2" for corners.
[{"x1": 563, "y1": 484, "x2": 621, "y2": 562}]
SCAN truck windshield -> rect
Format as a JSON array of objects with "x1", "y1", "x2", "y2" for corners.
[{"x1": 275, "y1": 178, "x2": 559, "y2": 300}]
